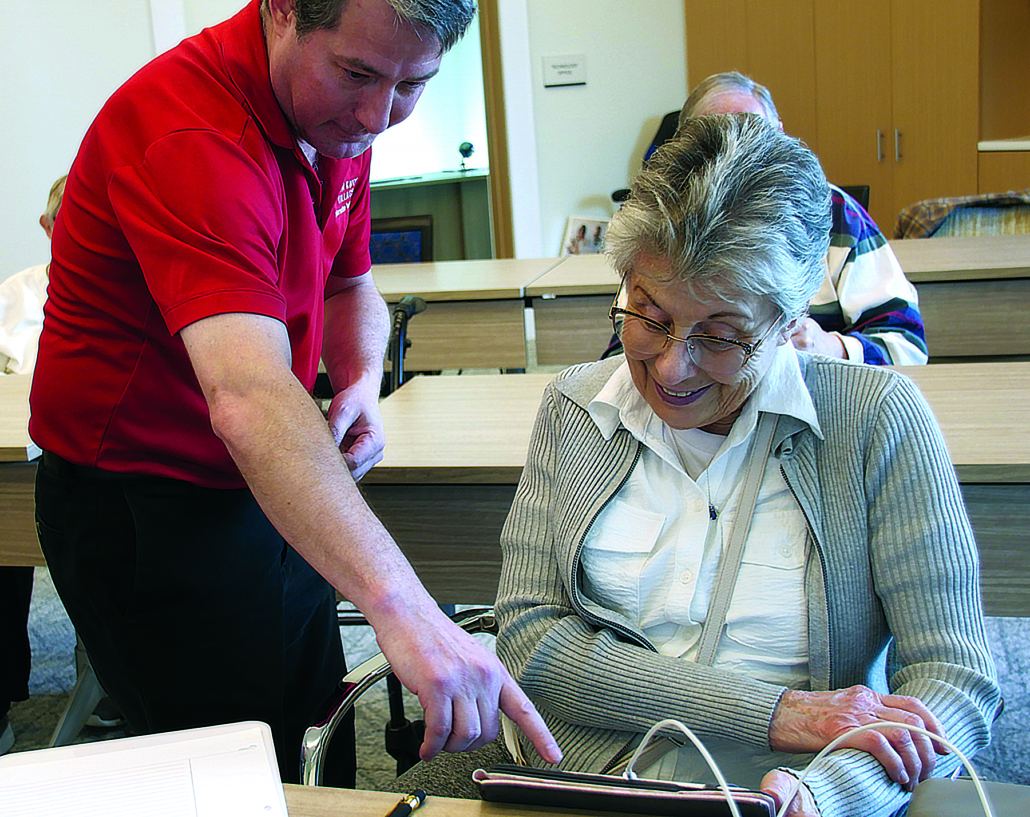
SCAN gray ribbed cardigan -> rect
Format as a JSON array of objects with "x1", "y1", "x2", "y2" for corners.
[{"x1": 495, "y1": 354, "x2": 1000, "y2": 817}]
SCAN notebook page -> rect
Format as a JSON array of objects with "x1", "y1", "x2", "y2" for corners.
[{"x1": 0, "y1": 721, "x2": 287, "y2": 817}]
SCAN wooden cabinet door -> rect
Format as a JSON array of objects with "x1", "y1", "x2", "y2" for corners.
[
  {"x1": 813, "y1": 0, "x2": 895, "y2": 229},
  {"x1": 889, "y1": 0, "x2": 979, "y2": 221}
]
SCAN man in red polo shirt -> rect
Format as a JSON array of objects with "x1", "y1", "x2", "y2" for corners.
[{"x1": 30, "y1": 0, "x2": 560, "y2": 783}]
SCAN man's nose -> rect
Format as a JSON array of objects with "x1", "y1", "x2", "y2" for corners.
[{"x1": 355, "y1": 86, "x2": 394, "y2": 135}]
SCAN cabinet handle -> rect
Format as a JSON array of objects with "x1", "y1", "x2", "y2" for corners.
[
  {"x1": 876, "y1": 130, "x2": 884, "y2": 162},
  {"x1": 895, "y1": 129, "x2": 902, "y2": 162}
]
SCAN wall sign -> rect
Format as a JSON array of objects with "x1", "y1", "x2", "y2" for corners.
[{"x1": 542, "y1": 54, "x2": 586, "y2": 88}]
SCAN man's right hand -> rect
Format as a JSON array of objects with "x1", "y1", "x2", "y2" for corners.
[{"x1": 372, "y1": 604, "x2": 562, "y2": 764}]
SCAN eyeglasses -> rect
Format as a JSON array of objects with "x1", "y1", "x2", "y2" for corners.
[{"x1": 609, "y1": 289, "x2": 781, "y2": 377}]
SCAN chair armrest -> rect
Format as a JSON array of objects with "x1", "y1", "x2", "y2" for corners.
[{"x1": 300, "y1": 606, "x2": 497, "y2": 785}]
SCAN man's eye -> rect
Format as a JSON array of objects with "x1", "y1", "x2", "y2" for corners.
[
  {"x1": 344, "y1": 69, "x2": 369, "y2": 82},
  {"x1": 400, "y1": 81, "x2": 426, "y2": 93}
]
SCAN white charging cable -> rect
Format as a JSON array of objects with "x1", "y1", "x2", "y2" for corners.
[
  {"x1": 774, "y1": 721, "x2": 995, "y2": 817},
  {"x1": 623, "y1": 718, "x2": 994, "y2": 817},
  {"x1": 624, "y1": 718, "x2": 745, "y2": 817}
]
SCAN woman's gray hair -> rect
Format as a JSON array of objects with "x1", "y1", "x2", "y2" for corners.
[
  {"x1": 279, "y1": 0, "x2": 475, "y2": 52},
  {"x1": 604, "y1": 114, "x2": 831, "y2": 321},
  {"x1": 680, "y1": 71, "x2": 779, "y2": 127}
]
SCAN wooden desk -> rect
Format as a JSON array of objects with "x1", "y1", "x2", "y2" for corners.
[
  {"x1": 0, "y1": 375, "x2": 42, "y2": 567},
  {"x1": 283, "y1": 784, "x2": 605, "y2": 817},
  {"x1": 525, "y1": 235, "x2": 1030, "y2": 365},
  {"x1": 362, "y1": 373, "x2": 552, "y2": 603},
  {"x1": 362, "y1": 363, "x2": 1030, "y2": 615},
  {"x1": 372, "y1": 258, "x2": 564, "y2": 371}
]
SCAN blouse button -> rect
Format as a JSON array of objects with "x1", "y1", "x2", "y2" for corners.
[{"x1": 679, "y1": 570, "x2": 693, "y2": 584}]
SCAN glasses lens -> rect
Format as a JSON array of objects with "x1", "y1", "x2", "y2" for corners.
[
  {"x1": 613, "y1": 312, "x2": 668, "y2": 357},
  {"x1": 687, "y1": 337, "x2": 746, "y2": 376}
]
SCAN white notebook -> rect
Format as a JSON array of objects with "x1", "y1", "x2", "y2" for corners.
[{"x1": 0, "y1": 721, "x2": 288, "y2": 817}]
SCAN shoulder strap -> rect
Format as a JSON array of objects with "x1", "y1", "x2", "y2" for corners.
[{"x1": 695, "y1": 412, "x2": 779, "y2": 667}]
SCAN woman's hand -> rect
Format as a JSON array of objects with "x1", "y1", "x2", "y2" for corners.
[
  {"x1": 769, "y1": 686, "x2": 948, "y2": 791},
  {"x1": 761, "y1": 770, "x2": 821, "y2": 817}
]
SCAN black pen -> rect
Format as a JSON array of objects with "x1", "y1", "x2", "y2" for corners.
[{"x1": 385, "y1": 789, "x2": 426, "y2": 817}]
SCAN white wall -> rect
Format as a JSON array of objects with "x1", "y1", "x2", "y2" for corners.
[
  {"x1": 519, "y1": 0, "x2": 688, "y2": 257},
  {"x1": 0, "y1": 1, "x2": 157, "y2": 281}
]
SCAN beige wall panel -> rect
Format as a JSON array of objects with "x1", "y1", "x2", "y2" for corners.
[
  {"x1": 978, "y1": 152, "x2": 1030, "y2": 196},
  {"x1": 979, "y1": 0, "x2": 1030, "y2": 143}
]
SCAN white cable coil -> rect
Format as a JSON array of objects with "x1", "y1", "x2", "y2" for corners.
[{"x1": 625, "y1": 718, "x2": 995, "y2": 817}]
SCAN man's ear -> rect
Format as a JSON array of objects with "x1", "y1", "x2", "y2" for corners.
[
  {"x1": 265, "y1": 0, "x2": 296, "y2": 31},
  {"x1": 39, "y1": 214, "x2": 53, "y2": 240}
]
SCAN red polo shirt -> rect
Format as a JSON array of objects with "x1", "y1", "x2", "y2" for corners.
[{"x1": 30, "y1": 0, "x2": 371, "y2": 488}]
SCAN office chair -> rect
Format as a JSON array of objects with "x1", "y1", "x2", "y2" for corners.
[
  {"x1": 611, "y1": 110, "x2": 680, "y2": 203},
  {"x1": 839, "y1": 185, "x2": 871, "y2": 212},
  {"x1": 369, "y1": 215, "x2": 434, "y2": 264},
  {"x1": 302, "y1": 607, "x2": 498, "y2": 786}
]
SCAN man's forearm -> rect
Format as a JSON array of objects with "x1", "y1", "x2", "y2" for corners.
[
  {"x1": 211, "y1": 364, "x2": 431, "y2": 623},
  {"x1": 322, "y1": 273, "x2": 390, "y2": 393},
  {"x1": 181, "y1": 311, "x2": 429, "y2": 627}
]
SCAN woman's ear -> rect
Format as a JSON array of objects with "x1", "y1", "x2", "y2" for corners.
[{"x1": 776, "y1": 314, "x2": 804, "y2": 345}]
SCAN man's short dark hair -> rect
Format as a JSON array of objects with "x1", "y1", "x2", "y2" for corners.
[{"x1": 292, "y1": 0, "x2": 475, "y2": 52}]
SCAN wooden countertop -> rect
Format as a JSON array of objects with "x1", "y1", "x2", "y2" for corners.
[
  {"x1": 372, "y1": 257, "x2": 565, "y2": 302},
  {"x1": 0, "y1": 375, "x2": 39, "y2": 463},
  {"x1": 365, "y1": 362, "x2": 1030, "y2": 484}
]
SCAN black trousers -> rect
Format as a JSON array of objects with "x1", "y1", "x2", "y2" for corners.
[
  {"x1": 35, "y1": 453, "x2": 355, "y2": 785},
  {"x1": 0, "y1": 566, "x2": 34, "y2": 716}
]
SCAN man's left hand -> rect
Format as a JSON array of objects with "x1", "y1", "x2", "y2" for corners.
[
  {"x1": 327, "y1": 379, "x2": 384, "y2": 481},
  {"x1": 790, "y1": 318, "x2": 846, "y2": 359}
]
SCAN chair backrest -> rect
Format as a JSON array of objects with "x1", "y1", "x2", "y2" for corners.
[
  {"x1": 641, "y1": 110, "x2": 682, "y2": 164},
  {"x1": 839, "y1": 184, "x2": 871, "y2": 211},
  {"x1": 369, "y1": 215, "x2": 434, "y2": 264}
]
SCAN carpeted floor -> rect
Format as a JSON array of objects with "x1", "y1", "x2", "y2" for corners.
[{"x1": 6, "y1": 570, "x2": 1029, "y2": 789}]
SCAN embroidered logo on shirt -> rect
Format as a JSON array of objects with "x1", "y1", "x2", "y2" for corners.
[{"x1": 335, "y1": 177, "x2": 357, "y2": 218}]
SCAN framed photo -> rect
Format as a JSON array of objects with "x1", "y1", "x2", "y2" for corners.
[{"x1": 561, "y1": 216, "x2": 609, "y2": 256}]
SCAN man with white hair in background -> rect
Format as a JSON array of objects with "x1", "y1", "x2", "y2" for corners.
[{"x1": 681, "y1": 71, "x2": 927, "y2": 366}]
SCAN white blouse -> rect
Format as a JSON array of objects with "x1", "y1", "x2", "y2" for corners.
[{"x1": 584, "y1": 343, "x2": 823, "y2": 689}]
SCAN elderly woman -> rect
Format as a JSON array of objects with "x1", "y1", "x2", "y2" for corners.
[{"x1": 495, "y1": 115, "x2": 999, "y2": 817}]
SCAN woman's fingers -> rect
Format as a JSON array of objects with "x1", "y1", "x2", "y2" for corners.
[
  {"x1": 760, "y1": 770, "x2": 821, "y2": 817},
  {"x1": 769, "y1": 686, "x2": 946, "y2": 789},
  {"x1": 881, "y1": 693, "x2": 950, "y2": 754}
]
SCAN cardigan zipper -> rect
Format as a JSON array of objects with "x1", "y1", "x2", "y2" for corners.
[
  {"x1": 563, "y1": 438, "x2": 657, "y2": 776},
  {"x1": 780, "y1": 464, "x2": 834, "y2": 688},
  {"x1": 568, "y1": 439, "x2": 652, "y2": 654}
]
